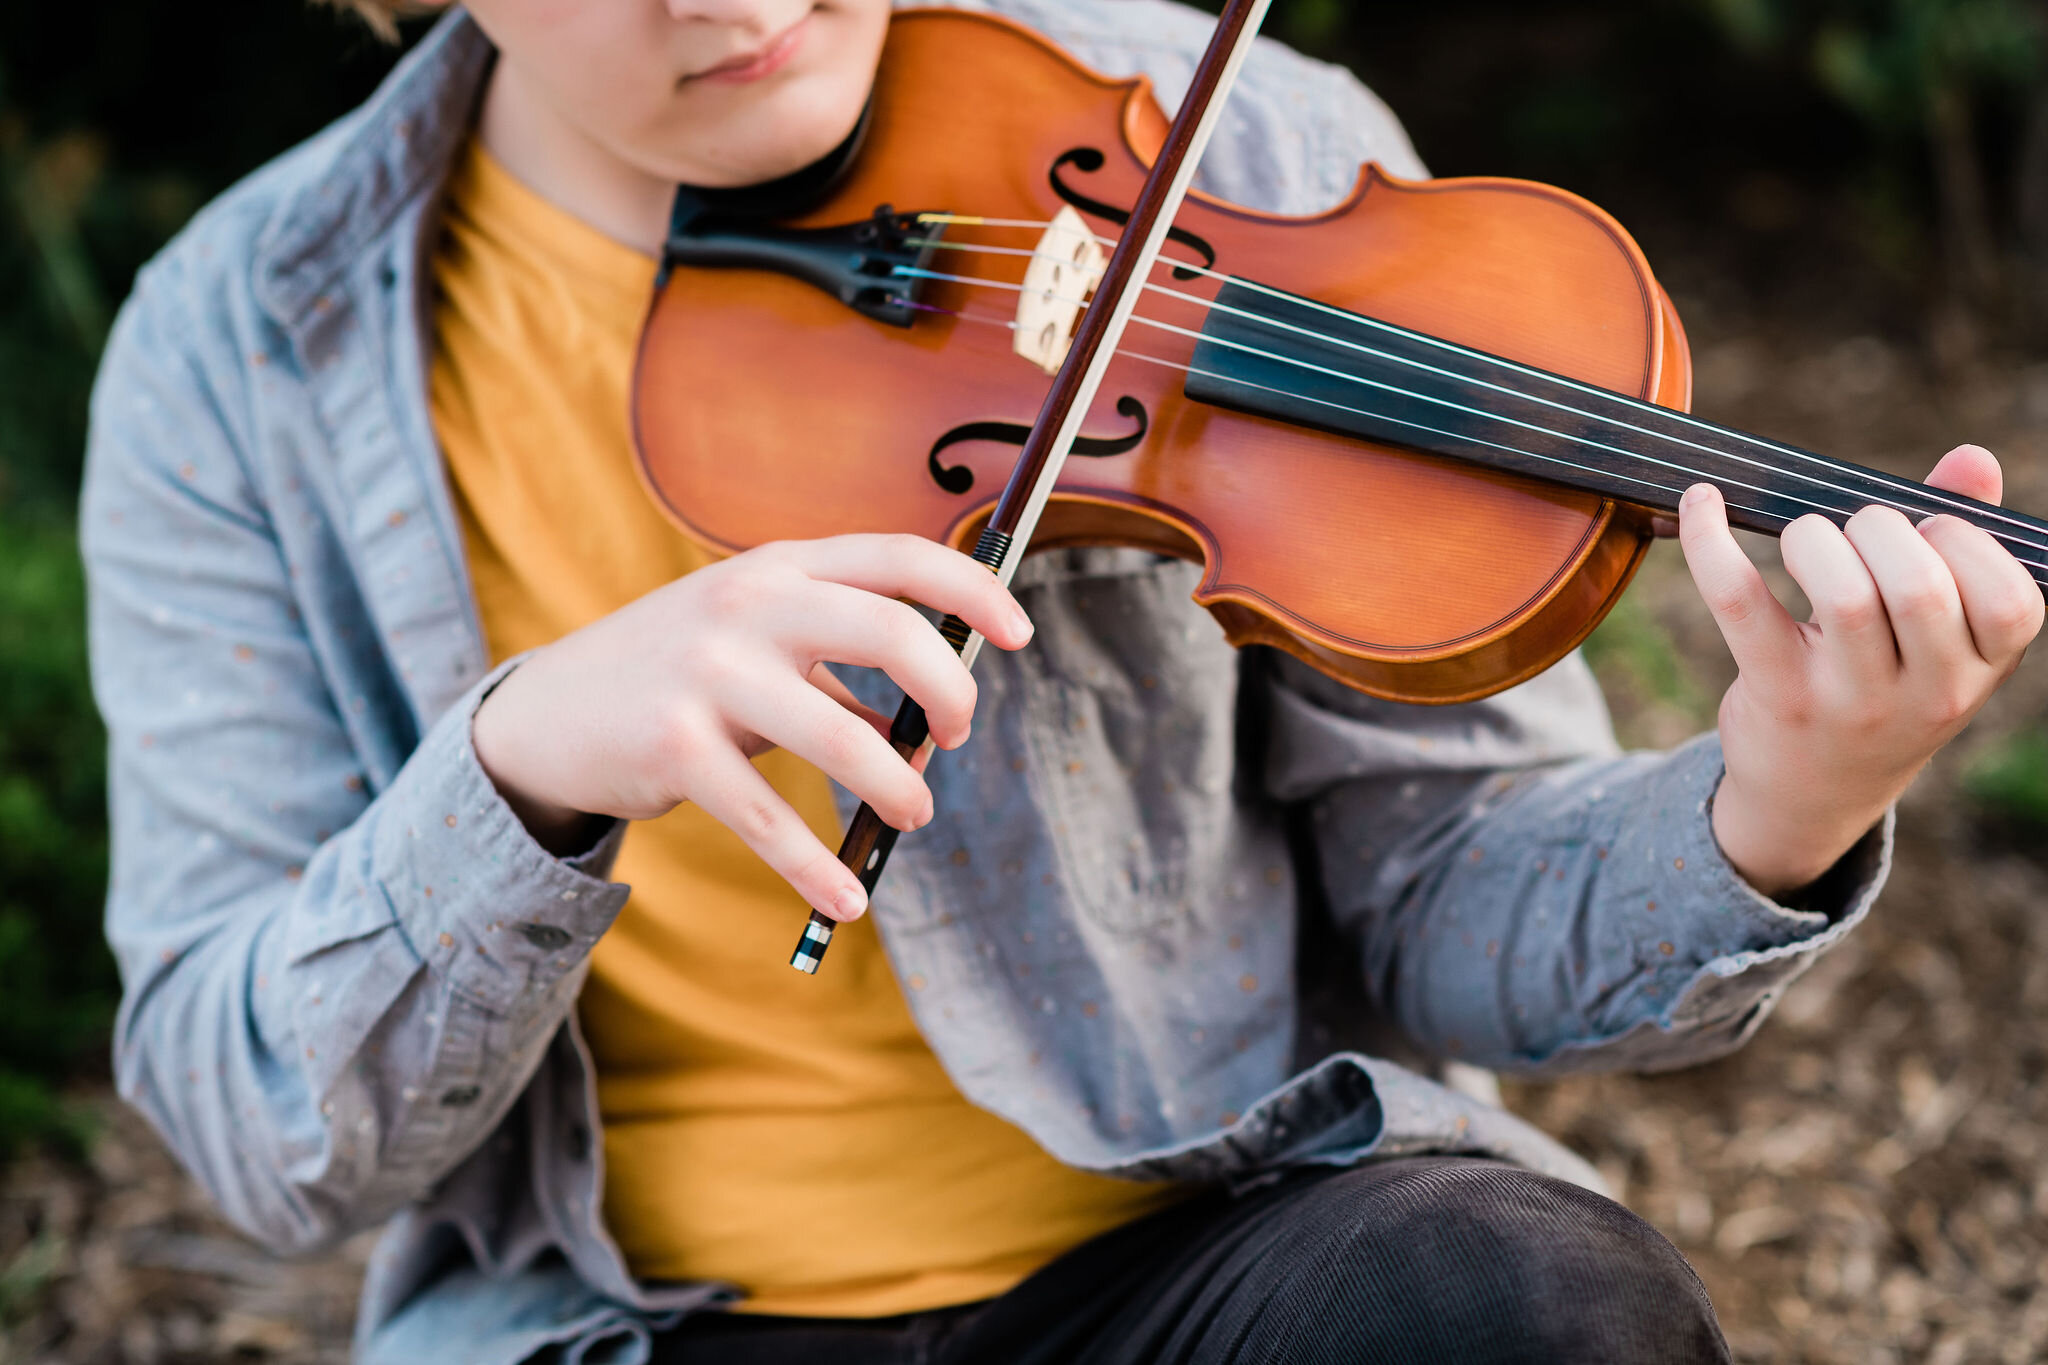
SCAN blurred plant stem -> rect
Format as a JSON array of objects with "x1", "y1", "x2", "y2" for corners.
[
  {"x1": 0, "y1": 120, "x2": 109, "y2": 356},
  {"x1": 1927, "y1": 82, "x2": 2001, "y2": 307}
]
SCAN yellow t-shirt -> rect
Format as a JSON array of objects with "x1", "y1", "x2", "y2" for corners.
[{"x1": 428, "y1": 142, "x2": 1178, "y2": 1317}]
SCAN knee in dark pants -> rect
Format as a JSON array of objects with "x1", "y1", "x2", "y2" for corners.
[{"x1": 1233, "y1": 1158, "x2": 1729, "y2": 1365}]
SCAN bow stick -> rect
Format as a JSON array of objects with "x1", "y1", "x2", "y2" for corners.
[{"x1": 791, "y1": 0, "x2": 1277, "y2": 974}]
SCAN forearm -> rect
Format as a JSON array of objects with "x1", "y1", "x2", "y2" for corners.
[
  {"x1": 1711, "y1": 765, "x2": 1890, "y2": 899},
  {"x1": 108, "y1": 665, "x2": 629, "y2": 1252},
  {"x1": 83, "y1": 271, "x2": 630, "y2": 1253},
  {"x1": 1320, "y1": 734, "x2": 1887, "y2": 1075}
]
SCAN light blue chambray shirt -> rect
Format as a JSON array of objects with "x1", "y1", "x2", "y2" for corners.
[{"x1": 81, "y1": 4, "x2": 1889, "y2": 1362}]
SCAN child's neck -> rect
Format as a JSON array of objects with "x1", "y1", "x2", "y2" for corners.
[{"x1": 477, "y1": 62, "x2": 673, "y2": 259}]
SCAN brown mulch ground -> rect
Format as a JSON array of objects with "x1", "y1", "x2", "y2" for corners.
[
  {"x1": 3, "y1": 281, "x2": 2046, "y2": 1364},
  {"x1": 0, "y1": 1107, "x2": 373, "y2": 1365}
]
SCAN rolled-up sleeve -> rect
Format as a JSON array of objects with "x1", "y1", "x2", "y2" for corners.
[
  {"x1": 83, "y1": 261, "x2": 626, "y2": 1255},
  {"x1": 1261, "y1": 650, "x2": 1887, "y2": 1076}
]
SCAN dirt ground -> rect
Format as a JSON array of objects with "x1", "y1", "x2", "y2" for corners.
[{"x1": 3, "y1": 263, "x2": 2047, "y2": 1363}]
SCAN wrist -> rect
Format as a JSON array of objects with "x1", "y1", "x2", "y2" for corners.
[
  {"x1": 472, "y1": 677, "x2": 602, "y2": 858},
  {"x1": 1709, "y1": 770, "x2": 1885, "y2": 901}
]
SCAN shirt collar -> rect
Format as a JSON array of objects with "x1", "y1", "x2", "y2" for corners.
[{"x1": 252, "y1": 8, "x2": 492, "y2": 328}]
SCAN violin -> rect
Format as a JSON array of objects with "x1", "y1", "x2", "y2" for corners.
[{"x1": 629, "y1": 3, "x2": 2048, "y2": 970}]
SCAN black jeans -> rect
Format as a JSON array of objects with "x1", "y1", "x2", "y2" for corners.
[{"x1": 653, "y1": 1157, "x2": 1730, "y2": 1365}]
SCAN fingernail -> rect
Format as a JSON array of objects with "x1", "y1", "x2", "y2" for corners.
[
  {"x1": 1682, "y1": 483, "x2": 1709, "y2": 508},
  {"x1": 832, "y1": 886, "x2": 866, "y2": 921},
  {"x1": 1011, "y1": 606, "x2": 1034, "y2": 642}
]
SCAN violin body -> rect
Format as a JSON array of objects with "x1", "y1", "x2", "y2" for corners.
[{"x1": 634, "y1": 8, "x2": 1693, "y2": 703}]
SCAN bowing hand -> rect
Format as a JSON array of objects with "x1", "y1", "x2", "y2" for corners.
[{"x1": 1677, "y1": 444, "x2": 2043, "y2": 898}]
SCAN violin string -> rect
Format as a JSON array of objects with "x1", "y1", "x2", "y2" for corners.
[
  {"x1": 895, "y1": 261, "x2": 2048, "y2": 577},
  {"x1": 921, "y1": 298, "x2": 2020, "y2": 558},
  {"x1": 916, "y1": 214, "x2": 1072, "y2": 232},
  {"x1": 897, "y1": 262, "x2": 1918, "y2": 538},
  {"x1": 1141, "y1": 271, "x2": 2048, "y2": 554},
  {"x1": 896, "y1": 234, "x2": 2048, "y2": 560},
  {"x1": 1153, "y1": 255, "x2": 2048, "y2": 545},
  {"x1": 918, "y1": 216, "x2": 2005, "y2": 523},
  {"x1": 913, "y1": 230, "x2": 2048, "y2": 553},
  {"x1": 932, "y1": 300, "x2": 1763, "y2": 522},
  {"x1": 909, "y1": 215, "x2": 2048, "y2": 552},
  {"x1": 1121, "y1": 306, "x2": 2048, "y2": 557}
]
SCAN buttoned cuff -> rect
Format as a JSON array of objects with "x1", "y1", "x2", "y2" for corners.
[{"x1": 374, "y1": 656, "x2": 631, "y2": 1015}]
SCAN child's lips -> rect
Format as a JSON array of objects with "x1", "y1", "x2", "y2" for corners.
[{"x1": 692, "y1": 14, "x2": 811, "y2": 85}]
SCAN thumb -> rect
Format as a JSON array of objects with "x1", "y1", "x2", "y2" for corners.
[
  {"x1": 1923, "y1": 443, "x2": 2003, "y2": 506},
  {"x1": 1677, "y1": 483, "x2": 1800, "y2": 675}
]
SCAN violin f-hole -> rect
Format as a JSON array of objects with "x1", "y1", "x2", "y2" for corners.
[
  {"x1": 1049, "y1": 148, "x2": 1216, "y2": 280},
  {"x1": 927, "y1": 395, "x2": 1150, "y2": 494}
]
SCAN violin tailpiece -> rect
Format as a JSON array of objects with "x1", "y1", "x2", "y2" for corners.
[{"x1": 663, "y1": 204, "x2": 949, "y2": 328}]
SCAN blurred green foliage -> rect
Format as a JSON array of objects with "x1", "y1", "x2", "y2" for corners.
[
  {"x1": 1694, "y1": 0, "x2": 2042, "y2": 126},
  {"x1": 1581, "y1": 590, "x2": 1716, "y2": 737},
  {"x1": 1243, "y1": 0, "x2": 2048, "y2": 328},
  {"x1": 1685, "y1": 0, "x2": 2048, "y2": 321},
  {"x1": 1963, "y1": 726, "x2": 2048, "y2": 828},
  {"x1": 0, "y1": 516, "x2": 109, "y2": 1158}
]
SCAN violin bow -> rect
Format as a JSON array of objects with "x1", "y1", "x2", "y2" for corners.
[{"x1": 790, "y1": 0, "x2": 1277, "y2": 974}]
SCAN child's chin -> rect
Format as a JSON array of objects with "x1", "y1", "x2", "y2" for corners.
[
  {"x1": 671, "y1": 90, "x2": 870, "y2": 190},
  {"x1": 673, "y1": 9, "x2": 882, "y2": 187}
]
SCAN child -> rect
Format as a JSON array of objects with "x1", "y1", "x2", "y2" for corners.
[{"x1": 81, "y1": 1, "x2": 2041, "y2": 1361}]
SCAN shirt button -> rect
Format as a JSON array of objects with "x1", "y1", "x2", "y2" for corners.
[
  {"x1": 567, "y1": 1124, "x2": 591, "y2": 1162},
  {"x1": 439, "y1": 1085, "x2": 482, "y2": 1108},
  {"x1": 518, "y1": 922, "x2": 572, "y2": 951}
]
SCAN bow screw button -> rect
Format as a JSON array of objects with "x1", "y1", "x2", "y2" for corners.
[
  {"x1": 518, "y1": 922, "x2": 572, "y2": 951},
  {"x1": 439, "y1": 1084, "x2": 482, "y2": 1108}
]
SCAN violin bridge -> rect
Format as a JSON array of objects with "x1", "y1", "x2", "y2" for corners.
[{"x1": 1013, "y1": 205, "x2": 1106, "y2": 376}]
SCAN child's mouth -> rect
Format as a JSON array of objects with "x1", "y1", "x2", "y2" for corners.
[{"x1": 692, "y1": 13, "x2": 812, "y2": 86}]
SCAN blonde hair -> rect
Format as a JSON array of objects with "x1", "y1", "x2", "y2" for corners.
[{"x1": 319, "y1": 0, "x2": 419, "y2": 42}]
